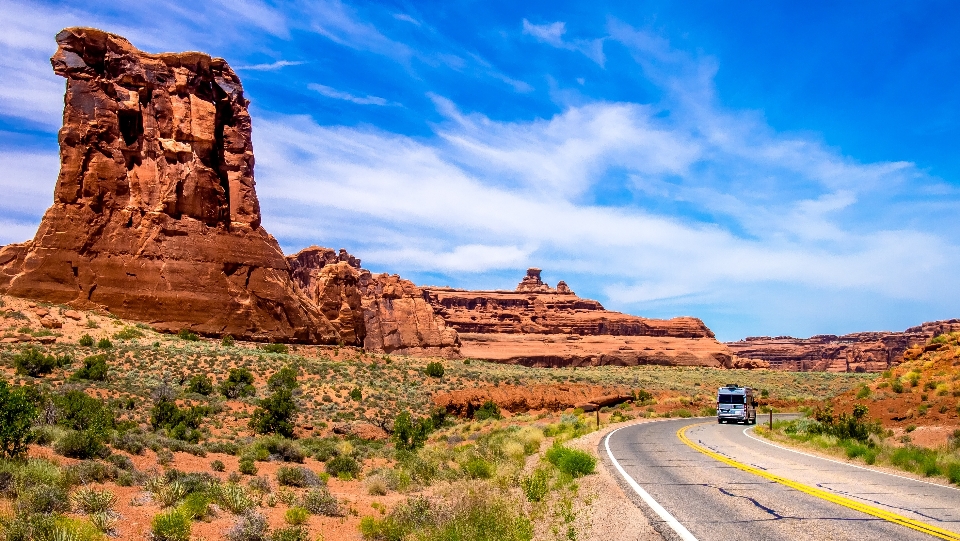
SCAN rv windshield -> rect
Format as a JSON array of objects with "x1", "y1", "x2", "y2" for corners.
[{"x1": 718, "y1": 394, "x2": 745, "y2": 404}]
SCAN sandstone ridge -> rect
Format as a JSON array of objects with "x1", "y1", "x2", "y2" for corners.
[{"x1": 726, "y1": 319, "x2": 960, "y2": 372}]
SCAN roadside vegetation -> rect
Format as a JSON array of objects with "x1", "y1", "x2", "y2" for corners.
[{"x1": 0, "y1": 295, "x2": 872, "y2": 540}]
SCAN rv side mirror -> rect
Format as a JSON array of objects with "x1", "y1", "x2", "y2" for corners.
[{"x1": 752, "y1": 401, "x2": 758, "y2": 407}]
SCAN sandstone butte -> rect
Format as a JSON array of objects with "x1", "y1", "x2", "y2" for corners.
[
  {"x1": 421, "y1": 268, "x2": 765, "y2": 369},
  {"x1": 0, "y1": 27, "x2": 753, "y2": 369},
  {"x1": 726, "y1": 319, "x2": 960, "y2": 372}
]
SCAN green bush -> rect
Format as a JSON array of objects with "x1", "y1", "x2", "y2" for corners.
[
  {"x1": 13, "y1": 347, "x2": 66, "y2": 377},
  {"x1": 221, "y1": 335, "x2": 236, "y2": 347},
  {"x1": 262, "y1": 343, "x2": 289, "y2": 354},
  {"x1": 276, "y1": 466, "x2": 321, "y2": 487},
  {"x1": 520, "y1": 467, "x2": 551, "y2": 502},
  {"x1": 392, "y1": 411, "x2": 432, "y2": 451},
  {"x1": 271, "y1": 526, "x2": 308, "y2": 541},
  {"x1": 545, "y1": 443, "x2": 596, "y2": 477},
  {"x1": 252, "y1": 436, "x2": 305, "y2": 463},
  {"x1": 326, "y1": 455, "x2": 360, "y2": 479},
  {"x1": 220, "y1": 368, "x2": 256, "y2": 398},
  {"x1": 114, "y1": 326, "x2": 144, "y2": 340},
  {"x1": 178, "y1": 492, "x2": 212, "y2": 520},
  {"x1": 96, "y1": 338, "x2": 112, "y2": 349},
  {"x1": 461, "y1": 457, "x2": 493, "y2": 479},
  {"x1": 54, "y1": 430, "x2": 109, "y2": 459},
  {"x1": 284, "y1": 506, "x2": 309, "y2": 526},
  {"x1": 151, "y1": 509, "x2": 191, "y2": 541},
  {"x1": 633, "y1": 389, "x2": 654, "y2": 403},
  {"x1": 239, "y1": 459, "x2": 258, "y2": 476},
  {"x1": 211, "y1": 460, "x2": 226, "y2": 472},
  {"x1": 226, "y1": 510, "x2": 268, "y2": 541},
  {"x1": 79, "y1": 334, "x2": 95, "y2": 347},
  {"x1": 17, "y1": 483, "x2": 71, "y2": 514},
  {"x1": 425, "y1": 362, "x2": 444, "y2": 378},
  {"x1": 250, "y1": 388, "x2": 296, "y2": 438},
  {"x1": 54, "y1": 389, "x2": 115, "y2": 432},
  {"x1": 0, "y1": 379, "x2": 37, "y2": 457},
  {"x1": 70, "y1": 355, "x2": 109, "y2": 381},
  {"x1": 350, "y1": 387, "x2": 363, "y2": 401},
  {"x1": 177, "y1": 329, "x2": 199, "y2": 342},
  {"x1": 472, "y1": 400, "x2": 502, "y2": 421},
  {"x1": 891, "y1": 380, "x2": 905, "y2": 393},
  {"x1": 186, "y1": 374, "x2": 214, "y2": 396},
  {"x1": 947, "y1": 462, "x2": 960, "y2": 485},
  {"x1": 267, "y1": 366, "x2": 298, "y2": 393},
  {"x1": 72, "y1": 486, "x2": 117, "y2": 514},
  {"x1": 151, "y1": 399, "x2": 208, "y2": 443}
]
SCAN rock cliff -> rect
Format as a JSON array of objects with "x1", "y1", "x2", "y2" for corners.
[
  {"x1": 287, "y1": 247, "x2": 460, "y2": 357},
  {"x1": 725, "y1": 320, "x2": 960, "y2": 372},
  {"x1": 0, "y1": 27, "x2": 337, "y2": 343}
]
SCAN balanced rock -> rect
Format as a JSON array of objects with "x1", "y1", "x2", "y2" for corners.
[{"x1": 0, "y1": 27, "x2": 337, "y2": 343}]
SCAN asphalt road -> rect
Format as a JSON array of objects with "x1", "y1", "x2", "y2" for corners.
[{"x1": 601, "y1": 416, "x2": 960, "y2": 541}]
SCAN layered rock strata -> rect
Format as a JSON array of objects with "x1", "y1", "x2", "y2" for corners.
[
  {"x1": 0, "y1": 28, "x2": 338, "y2": 342},
  {"x1": 434, "y1": 384, "x2": 633, "y2": 417},
  {"x1": 287, "y1": 247, "x2": 460, "y2": 357},
  {"x1": 726, "y1": 319, "x2": 960, "y2": 372},
  {"x1": 422, "y1": 269, "x2": 747, "y2": 368}
]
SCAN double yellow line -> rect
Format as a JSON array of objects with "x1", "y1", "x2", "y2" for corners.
[{"x1": 677, "y1": 423, "x2": 960, "y2": 540}]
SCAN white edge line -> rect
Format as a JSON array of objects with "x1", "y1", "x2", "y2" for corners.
[
  {"x1": 604, "y1": 425, "x2": 700, "y2": 541},
  {"x1": 742, "y1": 425, "x2": 960, "y2": 492}
]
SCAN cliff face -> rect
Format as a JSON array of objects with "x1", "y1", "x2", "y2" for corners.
[
  {"x1": 0, "y1": 27, "x2": 337, "y2": 343},
  {"x1": 421, "y1": 269, "x2": 747, "y2": 368},
  {"x1": 725, "y1": 320, "x2": 960, "y2": 372},
  {"x1": 287, "y1": 247, "x2": 460, "y2": 357}
]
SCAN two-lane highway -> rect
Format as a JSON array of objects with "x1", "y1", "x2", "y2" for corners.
[{"x1": 601, "y1": 417, "x2": 960, "y2": 541}]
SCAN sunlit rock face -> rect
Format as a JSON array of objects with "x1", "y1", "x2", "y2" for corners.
[{"x1": 0, "y1": 27, "x2": 339, "y2": 343}]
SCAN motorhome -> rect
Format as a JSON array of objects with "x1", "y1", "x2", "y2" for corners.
[{"x1": 717, "y1": 384, "x2": 757, "y2": 424}]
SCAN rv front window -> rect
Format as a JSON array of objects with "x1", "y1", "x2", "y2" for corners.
[{"x1": 718, "y1": 395, "x2": 745, "y2": 404}]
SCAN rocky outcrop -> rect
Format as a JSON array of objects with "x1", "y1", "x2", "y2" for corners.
[
  {"x1": 434, "y1": 384, "x2": 633, "y2": 416},
  {"x1": 421, "y1": 269, "x2": 750, "y2": 368},
  {"x1": 287, "y1": 247, "x2": 460, "y2": 356},
  {"x1": 0, "y1": 27, "x2": 338, "y2": 343},
  {"x1": 725, "y1": 320, "x2": 960, "y2": 372}
]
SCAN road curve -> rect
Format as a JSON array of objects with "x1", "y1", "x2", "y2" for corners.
[{"x1": 600, "y1": 417, "x2": 960, "y2": 541}]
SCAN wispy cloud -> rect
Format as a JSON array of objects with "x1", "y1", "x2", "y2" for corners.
[
  {"x1": 308, "y1": 83, "x2": 391, "y2": 106},
  {"x1": 393, "y1": 13, "x2": 420, "y2": 26},
  {"x1": 522, "y1": 19, "x2": 606, "y2": 66},
  {"x1": 236, "y1": 60, "x2": 305, "y2": 71}
]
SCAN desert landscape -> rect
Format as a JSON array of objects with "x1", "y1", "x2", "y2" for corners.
[{"x1": 1, "y1": 19, "x2": 958, "y2": 541}]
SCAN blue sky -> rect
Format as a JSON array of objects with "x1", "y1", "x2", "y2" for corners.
[{"x1": 1, "y1": 1, "x2": 959, "y2": 341}]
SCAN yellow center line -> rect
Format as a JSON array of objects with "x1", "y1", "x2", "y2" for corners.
[{"x1": 677, "y1": 423, "x2": 960, "y2": 541}]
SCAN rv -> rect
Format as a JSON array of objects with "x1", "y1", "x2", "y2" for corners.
[{"x1": 717, "y1": 384, "x2": 757, "y2": 424}]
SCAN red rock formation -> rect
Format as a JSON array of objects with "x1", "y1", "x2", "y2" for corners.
[
  {"x1": 287, "y1": 247, "x2": 460, "y2": 356},
  {"x1": 725, "y1": 320, "x2": 960, "y2": 372},
  {"x1": 434, "y1": 384, "x2": 633, "y2": 416},
  {"x1": 0, "y1": 27, "x2": 337, "y2": 343}
]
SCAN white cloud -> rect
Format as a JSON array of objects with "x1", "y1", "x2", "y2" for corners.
[
  {"x1": 236, "y1": 60, "x2": 305, "y2": 71},
  {"x1": 393, "y1": 13, "x2": 421, "y2": 26},
  {"x1": 522, "y1": 19, "x2": 606, "y2": 66},
  {"x1": 308, "y1": 83, "x2": 390, "y2": 106}
]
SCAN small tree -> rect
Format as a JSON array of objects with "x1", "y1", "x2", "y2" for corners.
[
  {"x1": 13, "y1": 347, "x2": 68, "y2": 377},
  {"x1": 472, "y1": 400, "x2": 502, "y2": 421},
  {"x1": 186, "y1": 374, "x2": 214, "y2": 395},
  {"x1": 392, "y1": 411, "x2": 432, "y2": 451},
  {"x1": 70, "y1": 354, "x2": 109, "y2": 381},
  {"x1": 0, "y1": 379, "x2": 37, "y2": 457},
  {"x1": 425, "y1": 362, "x2": 444, "y2": 378},
  {"x1": 267, "y1": 366, "x2": 299, "y2": 393},
  {"x1": 250, "y1": 388, "x2": 296, "y2": 438},
  {"x1": 220, "y1": 368, "x2": 256, "y2": 398}
]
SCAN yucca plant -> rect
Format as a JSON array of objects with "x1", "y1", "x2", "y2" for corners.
[{"x1": 72, "y1": 487, "x2": 117, "y2": 514}]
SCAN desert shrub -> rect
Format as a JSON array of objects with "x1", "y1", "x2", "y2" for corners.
[
  {"x1": 262, "y1": 343, "x2": 289, "y2": 354},
  {"x1": 947, "y1": 462, "x2": 960, "y2": 485},
  {"x1": 301, "y1": 486, "x2": 342, "y2": 516},
  {"x1": 890, "y1": 446, "x2": 942, "y2": 477},
  {"x1": 350, "y1": 387, "x2": 363, "y2": 401},
  {"x1": 891, "y1": 380, "x2": 904, "y2": 393},
  {"x1": 221, "y1": 335, "x2": 236, "y2": 347},
  {"x1": 855, "y1": 386, "x2": 871, "y2": 399},
  {"x1": 114, "y1": 326, "x2": 144, "y2": 340},
  {"x1": 111, "y1": 431, "x2": 147, "y2": 455},
  {"x1": 54, "y1": 389, "x2": 115, "y2": 433},
  {"x1": 151, "y1": 399, "x2": 208, "y2": 443},
  {"x1": 472, "y1": 400, "x2": 502, "y2": 421},
  {"x1": 177, "y1": 329, "x2": 199, "y2": 342},
  {"x1": 252, "y1": 436, "x2": 305, "y2": 463},
  {"x1": 220, "y1": 368, "x2": 256, "y2": 398},
  {"x1": 205, "y1": 440, "x2": 241, "y2": 456},
  {"x1": 70, "y1": 355, "x2": 109, "y2": 381},
  {"x1": 211, "y1": 460, "x2": 226, "y2": 472},
  {"x1": 545, "y1": 443, "x2": 596, "y2": 477},
  {"x1": 520, "y1": 467, "x2": 551, "y2": 502},
  {"x1": 284, "y1": 506, "x2": 309, "y2": 526},
  {"x1": 178, "y1": 492, "x2": 212, "y2": 520},
  {"x1": 807, "y1": 404, "x2": 881, "y2": 442},
  {"x1": 239, "y1": 458, "x2": 258, "y2": 476},
  {"x1": 271, "y1": 526, "x2": 308, "y2": 541},
  {"x1": 96, "y1": 338, "x2": 112, "y2": 349},
  {"x1": 72, "y1": 486, "x2": 117, "y2": 514},
  {"x1": 276, "y1": 466, "x2": 321, "y2": 487},
  {"x1": 250, "y1": 388, "x2": 296, "y2": 438},
  {"x1": 425, "y1": 362, "x2": 444, "y2": 378},
  {"x1": 0, "y1": 379, "x2": 38, "y2": 457},
  {"x1": 216, "y1": 483, "x2": 256, "y2": 514},
  {"x1": 13, "y1": 347, "x2": 66, "y2": 377},
  {"x1": 267, "y1": 366, "x2": 298, "y2": 393},
  {"x1": 55, "y1": 430, "x2": 109, "y2": 459},
  {"x1": 17, "y1": 483, "x2": 71, "y2": 514},
  {"x1": 633, "y1": 389, "x2": 654, "y2": 404},
  {"x1": 186, "y1": 374, "x2": 214, "y2": 396},
  {"x1": 392, "y1": 411, "x2": 432, "y2": 451},
  {"x1": 326, "y1": 455, "x2": 360, "y2": 479},
  {"x1": 151, "y1": 509, "x2": 191, "y2": 541},
  {"x1": 461, "y1": 457, "x2": 493, "y2": 479},
  {"x1": 227, "y1": 510, "x2": 268, "y2": 541},
  {"x1": 66, "y1": 460, "x2": 118, "y2": 484},
  {"x1": 79, "y1": 334, "x2": 95, "y2": 347}
]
